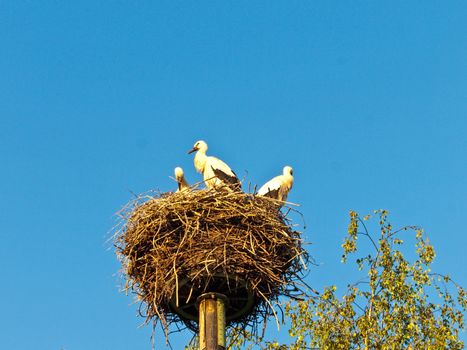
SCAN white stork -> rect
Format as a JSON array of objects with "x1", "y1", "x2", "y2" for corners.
[
  {"x1": 188, "y1": 140, "x2": 241, "y2": 190},
  {"x1": 257, "y1": 166, "x2": 294, "y2": 202},
  {"x1": 174, "y1": 167, "x2": 190, "y2": 192}
]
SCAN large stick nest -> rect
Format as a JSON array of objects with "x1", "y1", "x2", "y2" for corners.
[{"x1": 114, "y1": 188, "x2": 309, "y2": 336}]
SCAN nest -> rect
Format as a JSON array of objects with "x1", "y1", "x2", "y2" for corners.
[{"x1": 114, "y1": 188, "x2": 308, "y2": 337}]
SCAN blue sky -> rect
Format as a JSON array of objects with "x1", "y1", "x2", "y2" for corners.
[{"x1": 1, "y1": 1, "x2": 466, "y2": 349}]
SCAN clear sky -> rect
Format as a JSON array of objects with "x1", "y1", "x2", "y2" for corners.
[{"x1": 1, "y1": 1, "x2": 466, "y2": 349}]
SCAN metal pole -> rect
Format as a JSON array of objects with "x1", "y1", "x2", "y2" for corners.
[{"x1": 197, "y1": 293, "x2": 227, "y2": 350}]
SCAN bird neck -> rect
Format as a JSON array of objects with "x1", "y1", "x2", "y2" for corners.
[
  {"x1": 284, "y1": 175, "x2": 294, "y2": 188},
  {"x1": 194, "y1": 150, "x2": 207, "y2": 173}
]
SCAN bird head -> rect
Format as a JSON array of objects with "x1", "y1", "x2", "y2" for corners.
[
  {"x1": 174, "y1": 167, "x2": 185, "y2": 181},
  {"x1": 188, "y1": 140, "x2": 208, "y2": 154},
  {"x1": 283, "y1": 166, "x2": 294, "y2": 176}
]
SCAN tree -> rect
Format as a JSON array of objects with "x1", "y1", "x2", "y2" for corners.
[{"x1": 186, "y1": 210, "x2": 466, "y2": 349}]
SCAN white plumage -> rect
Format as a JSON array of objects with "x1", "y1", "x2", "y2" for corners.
[
  {"x1": 174, "y1": 167, "x2": 190, "y2": 192},
  {"x1": 257, "y1": 166, "x2": 294, "y2": 202},
  {"x1": 188, "y1": 140, "x2": 241, "y2": 190}
]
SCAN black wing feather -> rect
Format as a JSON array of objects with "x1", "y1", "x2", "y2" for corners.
[
  {"x1": 211, "y1": 166, "x2": 241, "y2": 190},
  {"x1": 261, "y1": 188, "x2": 279, "y2": 199}
]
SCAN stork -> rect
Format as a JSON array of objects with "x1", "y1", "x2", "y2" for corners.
[
  {"x1": 174, "y1": 167, "x2": 190, "y2": 192},
  {"x1": 188, "y1": 140, "x2": 241, "y2": 190},
  {"x1": 257, "y1": 166, "x2": 294, "y2": 202}
]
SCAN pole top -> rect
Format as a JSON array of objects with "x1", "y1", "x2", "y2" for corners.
[
  {"x1": 169, "y1": 276, "x2": 255, "y2": 325},
  {"x1": 196, "y1": 293, "x2": 229, "y2": 308}
]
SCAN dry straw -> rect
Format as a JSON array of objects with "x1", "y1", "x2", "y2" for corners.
[{"x1": 114, "y1": 187, "x2": 309, "y2": 338}]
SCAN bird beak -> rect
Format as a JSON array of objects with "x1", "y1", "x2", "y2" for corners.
[{"x1": 187, "y1": 147, "x2": 197, "y2": 154}]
